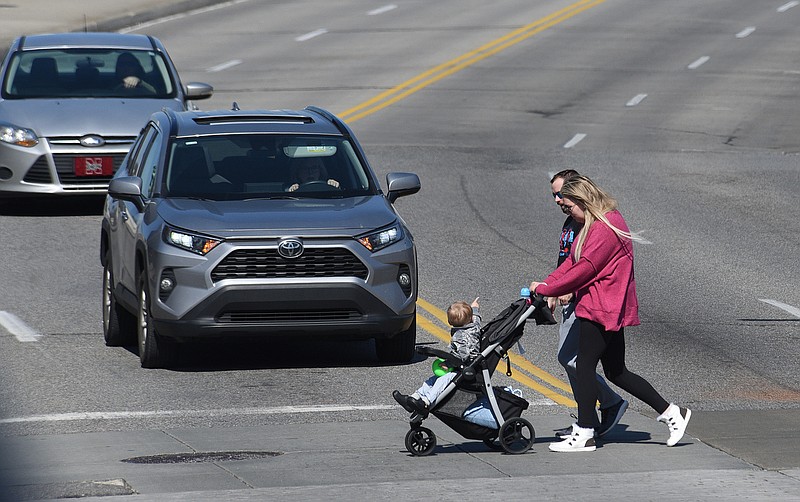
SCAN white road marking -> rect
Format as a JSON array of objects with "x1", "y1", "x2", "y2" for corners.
[
  {"x1": 736, "y1": 27, "x2": 756, "y2": 38},
  {"x1": 0, "y1": 401, "x2": 558, "y2": 425},
  {"x1": 687, "y1": 56, "x2": 710, "y2": 70},
  {"x1": 207, "y1": 59, "x2": 242, "y2": 72},
  {"x1": 0, "y1": 311, "x2": 41, "y2": 342},
  {"x1": 119, "y1": 0, "x2": 251, "y2": 33},
  {"x1": 626, "y1": 93, "x2": 648, "y2": 107},
  {"x1": 368, "y1": 4, "x2": 398, "y2": 15},
  {"x1": 296, "y1": 29, "x2": 328, "y2": 42},
  {"x1": 563, "y1": 133, "x2": 586, "y2": 148},
  {"x1": 758, "y1": 299, "x2": 800, "y2": 318},
  {"x1": 0, "y1": 405, "x2": 395, "y2": 424},
  {"x1": 778, "y1": 1, "x2": 799, "y2": 12}
]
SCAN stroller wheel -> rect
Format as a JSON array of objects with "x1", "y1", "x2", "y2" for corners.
[
  {"x1": 405, "y1": 426, "x2": 436, "y2": 456},
  {"x1": 483, "y1": 437, "x2": 503, "y2": 451},
  {"x1": 499, "y1": 418, "x2": 535, "y2": 454}
]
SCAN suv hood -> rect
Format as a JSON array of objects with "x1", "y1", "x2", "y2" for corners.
[
  {"x1": 156, "y1": 196, "x2": 399, "y2": 238},
  {"x1": 0, "y1": 98, "x2": 185, "y2": 137}
]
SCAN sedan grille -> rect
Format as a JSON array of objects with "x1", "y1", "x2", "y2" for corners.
[
  {"x1": 54, "y1": 152, "x2": 128, "y2": 186},
  {"x1": 23, "y1": 156, "x2": 52, "y2": 183},
  {"x1": 211, "y1": 248, "x2": 369, "y2": 282}
]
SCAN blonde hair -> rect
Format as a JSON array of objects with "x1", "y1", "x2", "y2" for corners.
[
  {"x1": 560, "y1": 175, "x2": 640, "y2": 260},
  {"x1": 447, "y1": 301, "x2": 473, "y2": 327}
]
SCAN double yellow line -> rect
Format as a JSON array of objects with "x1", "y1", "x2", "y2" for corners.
[
  {"x1": 336, "y1": 0, "x2": 609, "y2": 406},
  {"x1": 339, "y1": 0, "x2": 607, "y2": 123}
]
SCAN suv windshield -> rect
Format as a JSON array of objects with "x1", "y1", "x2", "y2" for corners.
[
  {"x1": 3, "y1": 49, "x2": 175, "y2": 99},
  {"x1": 165, "y1": 134, "x2": 376, "y2": 200}
]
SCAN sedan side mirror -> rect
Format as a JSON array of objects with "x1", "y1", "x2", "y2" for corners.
[
  {"x1": 184, "y1": 82, "x2": 214, "y2": 101},
  {"x1": 386, "y1": 172, "x2": 421, "y2": 203}
]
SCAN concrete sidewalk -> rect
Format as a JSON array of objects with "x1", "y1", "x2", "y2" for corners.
[{"x1": 2, "y1": 414, "x2": 799, "y2": 501}]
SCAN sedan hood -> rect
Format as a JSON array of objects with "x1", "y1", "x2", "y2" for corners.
[
  {"x1": 156, "y1": 196, "x2": 399, "y2": 238},
  {"x1": 0, "y1": 98, "x2": 185, "y2": 137}
]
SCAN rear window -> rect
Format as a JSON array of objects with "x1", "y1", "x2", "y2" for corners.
[{"x1": 2, "y1": 48, "x2": 176, "y2": 99}]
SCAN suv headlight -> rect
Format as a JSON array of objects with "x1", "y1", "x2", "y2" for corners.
[
  {"x1": 164, "y1": 227, "x2": 221, "y2": 255},
  {"x1": 357, "y1": 225, "x2": 403, "y2": 252},
  {"x1": 0, "y1": 122, "x2": 38, "y2": 147}
]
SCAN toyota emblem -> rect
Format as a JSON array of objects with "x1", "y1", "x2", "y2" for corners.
[{"x1": 277, "y1": 239, "x2": 303, "y2": 259}]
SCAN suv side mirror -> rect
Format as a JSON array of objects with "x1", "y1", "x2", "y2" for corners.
[
  {"x1": 386, "y1": 172, "x2": 421, "y2": 203},
  {"x1": 184, "y1": 82, "x2": 214, "y2": 101},
  {"x1": 108, "y1": 176, "x2": 145, "y2": 211}
]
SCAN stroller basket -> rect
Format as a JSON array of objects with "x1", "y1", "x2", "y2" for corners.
[{"x1": 432, "y1": 386, "x2": 529, "y2": 440}]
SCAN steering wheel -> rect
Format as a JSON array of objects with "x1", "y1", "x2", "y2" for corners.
[{"x1": 296, "y1": 180, "x2": 338, "y2": 192}]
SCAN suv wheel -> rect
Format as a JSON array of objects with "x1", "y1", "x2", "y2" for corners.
[
  {"x1": 375, "y1": 313, "x2": 416, "y2": 363},
  {"x1": 102, "y1": 251, "x2": 136, "y2": 346},
  {"x1": 137, "y1": 272, "x2": 176, "y2": 368}
]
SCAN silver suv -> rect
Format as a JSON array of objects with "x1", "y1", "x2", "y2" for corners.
[
  {"x1": 100, "y1": 106, "x2": 420, "y2": 368},
  {"x1": 0, "y1": 32, "x2": 213, "y2": 197}
]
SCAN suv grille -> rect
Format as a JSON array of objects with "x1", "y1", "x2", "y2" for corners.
[
  {"x1": 217, "y1": 309, "x2": 362, "y2": 323},
  {"x1": 211, "y1": 248, "x2": 369, "y2": 282}
]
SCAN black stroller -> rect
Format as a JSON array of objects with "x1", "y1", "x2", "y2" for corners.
[{"x1": 403, "y1": 294, "x2": 556, "y2": 456}]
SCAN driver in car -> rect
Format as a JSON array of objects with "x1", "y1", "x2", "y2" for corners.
[{"x1": 286, "y1": 157, "x2": 340, "y2": 192}]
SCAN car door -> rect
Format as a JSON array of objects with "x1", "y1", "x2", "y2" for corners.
[{"x1": 114, "y1": 124, "x2": 161, "y2": 292}]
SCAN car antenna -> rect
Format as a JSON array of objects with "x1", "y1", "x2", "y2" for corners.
[{"x1": 232, "y1": 102, "x2": 240, "y2": 111}]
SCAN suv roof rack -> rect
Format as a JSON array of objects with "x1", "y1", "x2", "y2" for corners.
[{"x1": 192, "y1": 114, "x2": 315, "y2": 125}]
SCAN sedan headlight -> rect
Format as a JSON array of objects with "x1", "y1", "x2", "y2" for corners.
[
  {"x1": 164, "y1": 227, "x2": 221, "y2": 255},
  {"x1": 357, "y1": 225, "x2": 403, "y2": 252},
  {"x1": 0, "y1": 122, "x2": 38, "y2": 147}
]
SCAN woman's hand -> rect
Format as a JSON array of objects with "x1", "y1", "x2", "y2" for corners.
[
  {"x1": 558, "y1": 293, "x2": 574, "y2": 305},
  {"x1": 529, "y1": 281, "x2": 546, "y2": 295}
]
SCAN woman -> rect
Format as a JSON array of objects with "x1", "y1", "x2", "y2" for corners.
[{"x1": 531, "y1": 175, "x2": 691, "y2": 452}]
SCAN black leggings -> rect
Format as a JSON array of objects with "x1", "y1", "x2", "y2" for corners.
[{"x1": 574, "y1": 318, "x2": 669, "y2": 429}]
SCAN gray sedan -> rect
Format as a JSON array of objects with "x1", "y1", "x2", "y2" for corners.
[{"x1": 0, "y1": 32, "x2": 212, "y2": 197}]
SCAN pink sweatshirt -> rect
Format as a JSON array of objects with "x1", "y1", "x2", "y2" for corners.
[{"x1": 536, "y1": 210, "x2": 640, "y2": 332}]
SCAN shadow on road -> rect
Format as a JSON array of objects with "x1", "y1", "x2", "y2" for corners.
[
  {"x1": 0, "y1": 195, "x2": 105, "y2": 216},
  {"x1": 122, "y1": 336, "x2": 429, "y2": 371}
]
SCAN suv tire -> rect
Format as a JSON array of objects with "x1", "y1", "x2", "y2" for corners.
[
  {"x1": 375, "y1": 313, "x2": 416, "y2": 363},
  {"x1": 137, "y1": 272, "x2": 176, "y2": 368},
  {"x1": 102, "y1": 252, "x2": 136, "y2": 346}
]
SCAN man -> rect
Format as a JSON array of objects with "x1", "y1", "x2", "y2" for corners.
[{"x1": 548, "y1": 169, "x2": 628, "y2": 438}]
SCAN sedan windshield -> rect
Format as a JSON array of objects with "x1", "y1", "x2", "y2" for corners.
[
  {"x1": 2, "y1": 49, "x2": 175, "y2": 99},
  {"x1": 164, "y1": 134, "x2": 377, "y2": 200}
]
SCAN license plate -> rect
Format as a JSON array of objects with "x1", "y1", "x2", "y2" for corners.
[{"x1": 74, "y1": 156, "x2": 113, "y2": 176}]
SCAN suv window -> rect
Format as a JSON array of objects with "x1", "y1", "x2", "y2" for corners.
[
  {"x1": 139, "y1": 129, "x2": 163, "y2": 199},
  {"x1": 165, "y1": 134, "x2": 377, "y2": 200}
]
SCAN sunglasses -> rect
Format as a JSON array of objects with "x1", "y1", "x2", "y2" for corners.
[{"x1": 552, "y1": 191, "x2": 563, "y2": 199}]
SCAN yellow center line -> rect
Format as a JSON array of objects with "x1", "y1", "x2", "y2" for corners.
[
  {"x1": 333, "y1": 1, "x2": 608, "y2": 407},
  {"x1": 338, "y1": 0, "x2": 607, "y2": 123}
]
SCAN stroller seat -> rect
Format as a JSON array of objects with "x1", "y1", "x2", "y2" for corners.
[{"x1": 402, "y1": 295, "x2": 555, "y2": 456}]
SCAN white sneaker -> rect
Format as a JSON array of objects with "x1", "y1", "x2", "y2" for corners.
[
  {"x1": 657, "y1": 403, "x2": 692, "y2": 447},
  {"x1": 549, "y1": 424, "x2": 596, "y2": 452}
]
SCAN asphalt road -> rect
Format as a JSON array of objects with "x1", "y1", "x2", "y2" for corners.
[{"x1": 1, "y1": 0, "x2": 799, "y2": 500}]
